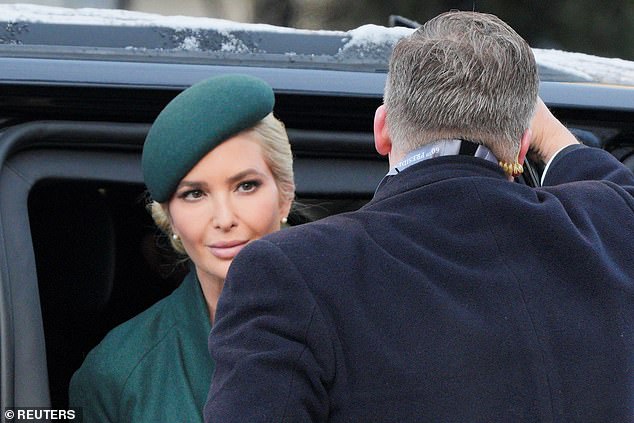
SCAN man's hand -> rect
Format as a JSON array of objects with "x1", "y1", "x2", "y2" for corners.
[{"x1": 529, "y1": 97, "x2": 579, "y2": 164}]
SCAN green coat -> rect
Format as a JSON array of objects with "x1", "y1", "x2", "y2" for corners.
[{"x1": 69, "y1": 271, "x2": 213, "y2": 422}]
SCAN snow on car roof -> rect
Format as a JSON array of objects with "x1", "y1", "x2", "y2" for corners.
[
  {"x1": 1, "y1": 3, "x2": 634, "y2": 86},
  {"x1": 533, "y1": 49, "x2": 634, "y2": 87}
]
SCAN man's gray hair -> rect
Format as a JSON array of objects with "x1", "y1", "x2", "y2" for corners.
[{"x1": 384, "y1": 11, "x2": 539, "y2": 162}]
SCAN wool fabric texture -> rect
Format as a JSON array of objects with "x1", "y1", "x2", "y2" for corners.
[{"x1": 142, "y1": 74, "x2": 275, "y2": 202}]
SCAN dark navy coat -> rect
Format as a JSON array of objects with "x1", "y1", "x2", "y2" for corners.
[{"x1": 206, "y1": 147, "x2": 634, "y2": 423}]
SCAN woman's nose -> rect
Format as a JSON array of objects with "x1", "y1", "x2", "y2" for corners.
[{"x1": 211, "y1": 197, "x2": 237, "y2": 230}]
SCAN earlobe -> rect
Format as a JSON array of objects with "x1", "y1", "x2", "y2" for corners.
[
  {"x1": 518, "y1": 128, "x2": 531, "y2": 165},
  {"x1": 279, "y1": 198, "x2": 292, "y2": 225},
  {"x1": 373, "y1": 105, "x2": 392, "y2": 156}
]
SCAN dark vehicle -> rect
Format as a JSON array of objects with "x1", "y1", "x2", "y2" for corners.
[{"x1": 1, "y1": 4, "x2": 633, "y2": 411}]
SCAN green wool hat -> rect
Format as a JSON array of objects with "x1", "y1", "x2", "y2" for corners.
[{"x1": 142, "y1": 74, "x2": 275, "y2": 202}]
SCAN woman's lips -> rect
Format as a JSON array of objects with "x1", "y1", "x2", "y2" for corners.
[{"x1": 208, "y1": 241, "x2": 248, "y2": 260}]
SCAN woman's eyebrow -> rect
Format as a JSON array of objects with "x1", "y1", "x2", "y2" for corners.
[
  {"x1": 175, "y1": 180, "x2": 208, "y2": 190},
  {"x1": 226, "y1": 168, "x2": 265, "y2": 184}
]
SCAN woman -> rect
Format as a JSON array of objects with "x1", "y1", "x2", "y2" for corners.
[{"x1": 69, "y1": 74, "x2": 295, "y2": 422}]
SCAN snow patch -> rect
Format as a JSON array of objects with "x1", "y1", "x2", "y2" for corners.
[
  {"x1": 0, "y1": 2, "x2": 333, "y2": 33},
  {"x1": 534, "y1": 48, "x2": 634, "y2": 86}
]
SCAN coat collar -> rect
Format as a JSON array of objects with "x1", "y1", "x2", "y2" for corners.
[
  {"x1": 170, "y1": 268, "x2": 212, "y2": 336},
  {"x1": 386, "y1": 139, "x2": 498, "y2": 176},
  {"x1": 372, "y1": 155, "x2": 507, "y2": 204}
]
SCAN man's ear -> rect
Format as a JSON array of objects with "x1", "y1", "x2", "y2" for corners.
[
  {"x1": 374, "y1": 105, "x2": 392, "y2": 156},
  {"x1": 518, "y1": 128, "x2": 531, "y2": 165}
]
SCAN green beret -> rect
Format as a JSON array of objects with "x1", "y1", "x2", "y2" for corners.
[{"x1": 142, "y1": 74, "x2": 275, "y2": 202}]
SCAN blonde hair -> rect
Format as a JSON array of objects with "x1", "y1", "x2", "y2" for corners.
[{"x1": 148, "y1": 112, "x2": 295, "y2": 255}]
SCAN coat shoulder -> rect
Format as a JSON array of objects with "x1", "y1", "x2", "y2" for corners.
[{"x1": 69, "y1": 291, "x2": 180, "y2": 407}]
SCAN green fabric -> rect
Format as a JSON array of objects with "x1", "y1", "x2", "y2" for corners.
[
  {"x1": 142, "y1": 74, "x2": 275, "y2": 202},
  {"x1": 69, "y1": 271, "x2": 213, "y2": 422}
]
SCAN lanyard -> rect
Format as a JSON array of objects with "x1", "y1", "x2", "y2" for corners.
[{"x1": 386, "y1": 139, "x2": 498, "y2": 176}]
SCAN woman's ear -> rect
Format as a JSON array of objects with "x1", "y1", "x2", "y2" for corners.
[
  {"x1": 374, "y1": 105, "x2": 392, "y2": 156},
  {"x1": 279, "y1": 195, "x2": 293, "y2": 224}
]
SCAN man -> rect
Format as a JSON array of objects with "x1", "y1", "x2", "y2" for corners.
[{"x1": 205, "y1": 11, "x2": 634, "y2": 422}]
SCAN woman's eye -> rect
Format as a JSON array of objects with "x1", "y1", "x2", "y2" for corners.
[
  {"x1": 237, "y1": 180, "x2": 261, "y2": 193},
  {"x1": 180, "y1": 189, "x2": 204, "y2": 200}
]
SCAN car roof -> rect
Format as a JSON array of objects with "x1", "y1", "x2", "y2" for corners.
[
  {"x1": 2, "y1": 4, "x2": 634, "y2": 85},
  {"x1": 1, "y1": 3, "x2": 633, "y2": 113}
]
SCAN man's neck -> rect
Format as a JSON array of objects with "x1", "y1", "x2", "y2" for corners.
[{"x1": 387, "y1": 139, "x2": 498, "y2": 175}]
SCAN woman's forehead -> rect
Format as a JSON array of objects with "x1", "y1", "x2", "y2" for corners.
[{"x1": 182, "y1": 134, "x2": 272, "y2": 181}]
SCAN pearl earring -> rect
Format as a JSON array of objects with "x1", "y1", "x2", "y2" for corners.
[
  {"x1": 281, "y1": 217, "x2": 288, "y2": 224},
  {"x1": 172, "y1": 233, "x2": 179, "y2": 241}
]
